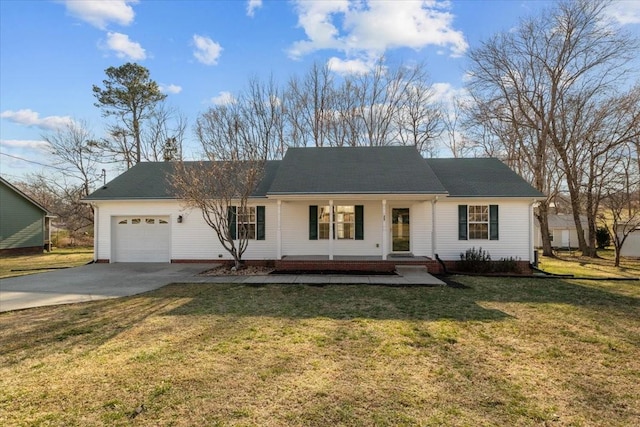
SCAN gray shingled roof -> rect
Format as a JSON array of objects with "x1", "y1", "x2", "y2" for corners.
[
  {"x1": 85, "y1": 148, "x2": 544, "y2": 200},
  {"x1": 425, "y1": 158, "x2": 544, "y2": 197},
  {"x1": 85, "y1": 161, "x2": 281, "y2": 200},
  {"x1": 268, "y1": 146, "x2": 447, "y2": 195}
]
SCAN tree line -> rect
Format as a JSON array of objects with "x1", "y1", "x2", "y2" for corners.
[{"x1": 17, "y1": 0, "x2": 639, "y2": 262}]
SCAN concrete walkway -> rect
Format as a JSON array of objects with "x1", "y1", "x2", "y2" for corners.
[
  {"x1": 0, "y1": 263, "x2": 444, "y2": 312},
  {"x1": 194, "y1": 265, "x2": 445, "y2": 286}
]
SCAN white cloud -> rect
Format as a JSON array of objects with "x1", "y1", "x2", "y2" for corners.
[
  {"x1": 431, "y1": 82, "x2": 469, "y2": 106},
  {"x1": 193, "y1": 35, "x2": 223, "y2": 65},
  {"x1": 606, "y1": 1, "x2": 640, "y2": 25},
  {"x1": 0, "y1": 139, "x2": 53, "y2": 153},
  {"x1": 104, "y1": 32, "x2": 146, "y2": 60},
  {"x1": 288, "y1": 0, "x2": 468, "y2": 61},
  {"x1": 1, "y1": 109, "x2": 74, "y2": 131},
  {"x1": 160, "y1": 84, "x2": 182, "y2": 94},
  {"x1": 327, "y1": 57, "x2": 372, "y2": 75},
  {"x1": 210, "y1": 91, "x2": 235, "y2": 105},
  {"x1": 64, "y1": 0, "x2": 137, "y2": 29},
  {"x1": 247, "y1": 0, "x2": 262, "y2": 17}
]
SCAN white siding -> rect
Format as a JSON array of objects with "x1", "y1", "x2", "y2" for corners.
[
  {"x1": 434, "y1": 199, "x2": 533, "y2": 261},
  {"x1": 410, "y1": 201, "x2": 432, "y2": 257},
  {"x1": 620, "y1": 228, "x2": 640, "y2": 257},
  {"x1": 92, "y1": 197, "x2": 534, "y2": 262},
  {"x1": 280, "y1": 200, "x2": 386, "y2": 257},
  {"x1": 93, "y1": 200, "x2": 277, "y2": 262}
]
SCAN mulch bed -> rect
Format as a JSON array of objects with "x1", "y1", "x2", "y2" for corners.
[{"x1": 199, "y1": 265, "x2": 274, "y2": 276}]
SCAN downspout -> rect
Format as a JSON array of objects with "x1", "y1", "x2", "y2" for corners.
[{"x1": 93, "y1": 203, "x2": 99, "y2": 262}]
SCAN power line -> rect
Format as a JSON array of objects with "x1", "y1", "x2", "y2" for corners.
[{"x1": 0, "y1": 152, "x2": 68, "y2": 172}]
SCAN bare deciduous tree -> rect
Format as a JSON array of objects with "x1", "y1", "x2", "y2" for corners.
[
  {"x1": 141, "y1": 103, "x2": 187, "y2": 162},
  {"x1": 395, "y1": 73, "x2": 442, "y2": 157},
  {"x1": 173, "y1": 83, "x2": 273, "y2": 268},
  {"x1": 43, "y1": 120, "x2": 100, "y2": 200},
  {"x1": 284, "y1": 62, "x2": 336, "y2": 148},
  {"x1": 465, "y1": 0, "x2": 638, "y2": 257},
  {"x1": 599, "y1": 142, "x2": 640, "y2": 266},
  {"x1": 172, "y1": 160, "x2": 265, "y2": 269}
]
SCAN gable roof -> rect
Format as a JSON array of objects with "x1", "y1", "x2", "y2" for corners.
[
  {"x1": 0, "y1": 176, "x2": 50, "y2": 214},
  {"x1": 84, "y1": 161, "x2": 281, "y2": 201},
  {"x1": 85, "y1": 147, "x2": 544, "y2": 201},
  {"x1": 268, "y1": 146, "x2": 447, "y2": 195},
  {"x1": 425, "y1": 158, "x2": 545, "y2": 198},
  {"x1": 542, "y1": 214, "x2": 588, "y2": 229}
]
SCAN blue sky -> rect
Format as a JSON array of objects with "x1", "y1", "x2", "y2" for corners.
[{"x1": 1, "y1": 0, "x2": 639, "y2": 183}]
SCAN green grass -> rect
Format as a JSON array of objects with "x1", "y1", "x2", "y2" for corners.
[
  {"x1": 0, "y1": 247, "x2": 93, "y2": 278},
  {"x1": 1, "y1": 277, "x2": 638, "y2": 426},
  {"x1": 537, "y1": 249, "x2": 640, "y2": 278}
]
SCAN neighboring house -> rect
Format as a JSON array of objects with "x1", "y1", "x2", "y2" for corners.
[
  {"x1": 619, "y1": 225, "x2": 640, "y2": 258},
  {"x1": 534, "y1": 214, "x2": 588, "y2": 249},
  {"x1": 0, "y1": 176, "x2": 53, "y2": 255},
  {"x1": 84, "y1": 147, "x2": 544, "y2": 271}
]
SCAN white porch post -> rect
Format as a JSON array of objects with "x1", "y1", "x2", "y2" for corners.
[
  {"x1": 329, "y1": 199, "x2": 334, "y2": 260},
  {"x1": 382, "y1": 199, "x2": 387, "y2": 260},
  {"x1": 431, "y1": 197, "x2": 438, "y2": 258},
  {"x1": 277, "y1": 199, "x2": 282, "y2": 260}
]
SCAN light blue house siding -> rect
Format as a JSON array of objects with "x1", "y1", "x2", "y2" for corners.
[{"x1": 0, "y1": 179, "x2": 47, "y2": 253}]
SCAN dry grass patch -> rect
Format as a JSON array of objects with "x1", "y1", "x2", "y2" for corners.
[
  {"x1": 0, "y1": 278, "x2": 638, "y2": 426},
  {"x1": 0, "y1": 247, "x2": 93, "y2": 279},
  {"x1": 538, "y1": 249, "x2": 640, "y2": 278}
]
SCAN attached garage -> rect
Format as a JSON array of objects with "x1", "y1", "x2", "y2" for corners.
[{"x1": 111, "y1": 216, "x2": 171, "y2": 262}]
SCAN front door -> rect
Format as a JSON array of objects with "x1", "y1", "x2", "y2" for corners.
[{"x1": 392, "y1": 208, "x2": 410, "y2": 252}]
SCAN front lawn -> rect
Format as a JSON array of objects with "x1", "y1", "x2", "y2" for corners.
[
  {"x1": 1, "y1": 277, "x2": 638, "y2": 426},
  {"x1": 0, "y1": 247, "x2": 93, "y2": 279},
  {"x1": 538, "y1": 249, "x2": 640, "y2": 278}
]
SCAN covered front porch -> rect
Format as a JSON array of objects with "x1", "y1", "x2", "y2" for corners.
[{"x1": 272, "y1": 196, "x2": 440, "y2": 262}]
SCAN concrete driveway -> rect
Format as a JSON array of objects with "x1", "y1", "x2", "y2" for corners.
[{"x1": 0, "y1": 263, "x2": 214, "y2": 312}]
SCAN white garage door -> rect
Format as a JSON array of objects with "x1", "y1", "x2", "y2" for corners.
[{"x1": 112, "y1": 216, "x2": 171, "y2": 262}]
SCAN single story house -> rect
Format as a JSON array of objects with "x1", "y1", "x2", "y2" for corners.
[
  {"x1": 619, "y1": 225, "x2": 640, "y2": 258},
  {"x1": 0, "y1": 176, "x2": 53, "y2": 255},
  {"x1": 534, "y1": 214, "x2": 588, "y2": 249},
  {"x1": 84, "y1": 146, "x2": 544, "y2": 272}
]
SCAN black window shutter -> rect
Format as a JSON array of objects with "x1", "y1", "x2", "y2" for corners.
[
  {"x1": 490, "y1": 205, "x2": 499, "y2": 240},
  {"x1": 355, "y1": 205, "x2": 364, "y2": 240},
  {"x1": 256, "y1": 206, "x2": 265, "y2": 240},
  {"x1": 309, "y1": 205, "x2": 318, "y2": 240},
  {"x1": 227, "y1": 206, "x2": 237, "y2": 240},
  {"x1": 458, "y1": 205, "x2": 468, "y2": 240}
]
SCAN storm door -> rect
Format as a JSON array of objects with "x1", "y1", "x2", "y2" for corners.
[{"x1": 391, "y1": 208, "x2": 410, "y2": 252}]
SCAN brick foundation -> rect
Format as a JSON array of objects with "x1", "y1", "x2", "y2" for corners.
[
  {"x1": 274, "y1": 259, "x2": 443, "y2": 274},
  {"x1": 0, "y1": 246, "x2": 43, "y2": 256},
  {"x1": 167, "y1": 258, "x2": 532, "y2": 275}
]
